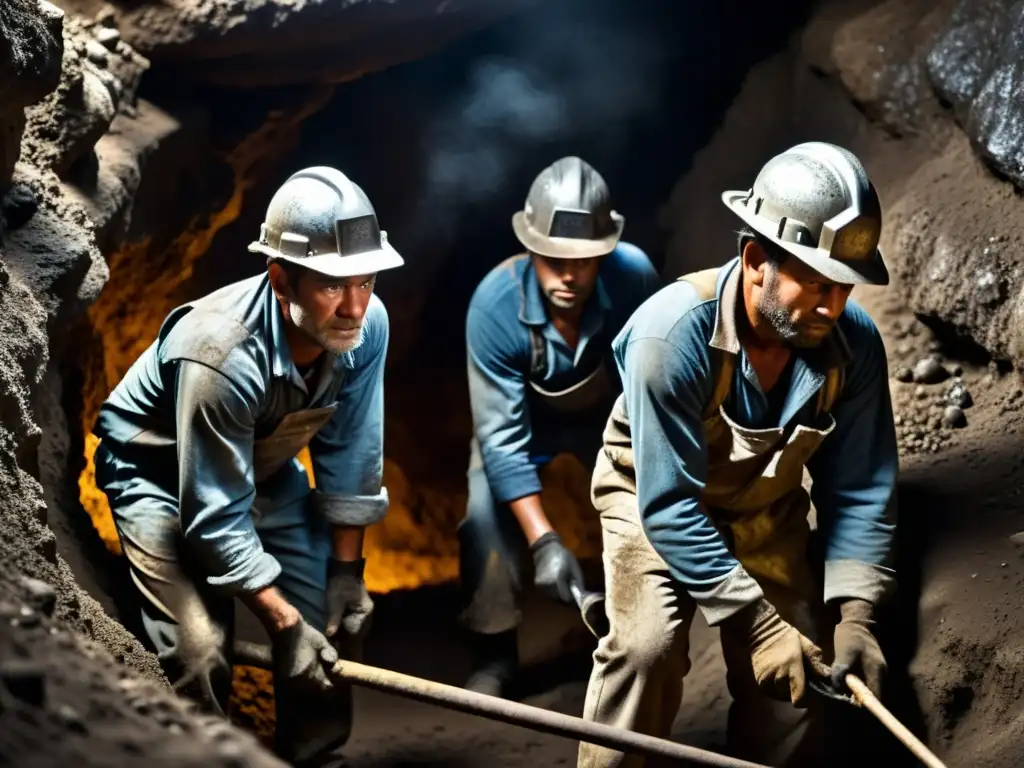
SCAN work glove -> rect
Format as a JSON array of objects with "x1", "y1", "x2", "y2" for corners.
[
  {"x1": 530, "y1": 531, "x2": 584, "y2": 606},
  {"x1": 721, "y1": 598, "x2": 832, "y2": 707},
  {"x1": 832, "y1": 598, "x2": 887, "y2": 697},
  {"x1": 270, "y1": 619, "x2": 338, "y2": 696},
  {"x1": 325, "y1": 558, "x2": 374, "y2": 659}
]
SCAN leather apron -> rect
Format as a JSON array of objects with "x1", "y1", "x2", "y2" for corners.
[
  {"x1": 594, "y1": 267, "x2": 845, "y2": 596},
  {"x1": 680, "y1": 268, "x2": 845, "y2": 594},
  {"x1": 525, "y1": 323, "x2": 619, "y2": 420}
]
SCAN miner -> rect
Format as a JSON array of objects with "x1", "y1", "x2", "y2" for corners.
[
  {"x1": 92, "y1": 166, "x2": 403, "y2": 767},
  {"x1": 459, "y1": 156, "x2": 662, "y2": 698},
  {"x1": 578, "y1": 142, "x2": 899, "y2": 766}
]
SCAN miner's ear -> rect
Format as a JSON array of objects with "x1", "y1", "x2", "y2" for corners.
[
  {"x1": 742, "y1": 238, "x2": 769, "y2": 288},
  {"x1": 268, "y1": 261, "x2": 293, "y2": 300}
]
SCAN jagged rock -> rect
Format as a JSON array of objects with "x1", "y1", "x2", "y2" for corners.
[
  {"x1": 0, "y1": 0, "x2": 65, "y2": 189},
  {"x1": 70, "y1": 0, "x2": 531, "y2": 87},
  {"x1": 21, "y1": 15, "x2": 149, "y2": 179},
  {"x1": 947, "y1": 377, "x2": 975, "y2": 408},
  {"x1": 927, "y1": 0, "x2": 1024, "y2": 190}
]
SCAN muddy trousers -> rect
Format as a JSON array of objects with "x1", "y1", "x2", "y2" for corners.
[
  {"x1": 578, "y1": 500, "x2": 831, "y2": 768},
  {"x1": 96, "y1": 446, "x2": 352, "y2": 767}
]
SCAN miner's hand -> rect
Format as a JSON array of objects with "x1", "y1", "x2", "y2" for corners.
[
  {"x1": 325, "y1": 557, "x2": 374, "y2": 658},
  {"x1": 530, "y1": 531, "x2": 585, "y2": 605},
  {"x1": 721, "y1": 598, "x2": 832, "y2": 707},
  {"x1": 832, "y1": 598, "x2": 887, "y2": 697}
]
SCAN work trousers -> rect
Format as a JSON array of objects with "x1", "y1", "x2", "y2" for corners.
[
  {"x1": 95, "y1": 441, "x2": 351, "y2": 766},
  {"x1": 577, "y1": 496, "x2": 832, "y2": 768},
  {"x1": 457, "y1": 437, "x2": 598, "y2": 635}
]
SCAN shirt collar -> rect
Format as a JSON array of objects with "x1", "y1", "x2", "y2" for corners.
[
  {"x1": 264, "y1": 274, "x2": 353, "y2": 392},
  {"x1": 710, "y1": 256, "x2": 853, "y2": 368}
]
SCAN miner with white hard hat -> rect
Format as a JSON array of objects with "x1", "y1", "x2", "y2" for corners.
[
  {"x1": 578, "y1": 142, "x2": 899, "y2": 766},
  {"x1": 92, "y1": 166, "x2": 402, "y2": 766},
  {"x1": 458, "y1": 156, "x2": 662, "y2": 698}
]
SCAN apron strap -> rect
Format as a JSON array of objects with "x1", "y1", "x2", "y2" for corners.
[
  {"x1": 528, "y1": 326, "x2": 547, "y2": 378},
  {"x1": 676, "y1": 268, "x2": 733, "y2": 421}
]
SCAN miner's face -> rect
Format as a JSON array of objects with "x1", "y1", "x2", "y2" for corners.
[
  {"x1": 744, "y1": 240, "x2": 853, "y2": 348},
  {"x1": 530, "y1": 253, "x2": 604, "y2": 311},
  {"x1": 271, "y1": 263, "x2": 376, "y2": 354}
]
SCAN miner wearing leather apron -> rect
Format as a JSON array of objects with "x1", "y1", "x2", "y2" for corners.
[
  {"x1": 92, "y1": 166, "x2": 403, "y2": 767},
  {"x1": 578, "y1": 143, "x2": 899, "y2": 767},
  {"x1": 459, "y1": 156, "x2": 662, "y2": 698}
]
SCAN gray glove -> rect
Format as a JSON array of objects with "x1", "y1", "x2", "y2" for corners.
[
  {"x1": 270, "y1": 619, "x2": 338, "y2": 695},
  {"x1": 530, "y1": 531, "x2": 584, "y2": 605},
  {"x1": 326, "y1": 558, "x2": 374, "y2": 657}
]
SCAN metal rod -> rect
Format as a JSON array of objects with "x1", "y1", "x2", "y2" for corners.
[
  {"x1": 845, "y1": 674, "x2": 948, "y2": 768},
  {"x1": 328, "y1": 658, "x2": 770, "y2": 768}
]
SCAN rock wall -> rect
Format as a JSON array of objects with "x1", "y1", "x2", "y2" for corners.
[
  {"x1": 0, "y1": 0, "x2": 535, "y2": 761},
  {"x1": 662, "y1": 0, "x2": 1024, "y2": 373}
]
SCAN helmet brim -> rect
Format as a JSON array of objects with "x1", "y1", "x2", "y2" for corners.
[
  {"x1": 248, "y1": 240, "x2": 405, "y2": 278},
  {"x1": 511, "y1": 210, "x2": 624, "y2": 259},
  {"x1": 721, "y1": 190, "x2": 889, "y2": 286}
]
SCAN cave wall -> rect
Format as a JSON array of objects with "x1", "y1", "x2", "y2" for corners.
[{"x1": 661, "y1": 0, "x2": 1024, "y2": 373}]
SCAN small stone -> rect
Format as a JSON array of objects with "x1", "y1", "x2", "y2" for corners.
[
  {"x1": 942, "y1": 405, "x2": 967, "y2": 429},
  {"x1": 19, "y1": 577, "x2": 56, "y2": 618},
  {"x1": 96, "y1": 26, "x2": 120, "y2": 49},
  {"x1": 85, "y1": 39, "x2": 109, "y2": 66},
  {"x1": 895, "y1": 367, "x2": 913, "y2": 383},
  {"x1": 946, "y1": 378, "x2": 974, "y2": 409},
  {"x1": 928, "y1": 340, "x2": 942, "y2": 353},
  {"x1": 1010, "y1": 532, "x2": 1024, "y2": 546},
  {"x1": 0, "y1": 661, "x2": 46, "y2": 707},
  {"x1": 914, "y1": 357, "x2": 948, "y2": 384}
]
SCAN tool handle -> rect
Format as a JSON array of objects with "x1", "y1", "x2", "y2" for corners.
[{"x1": 844, "y1": 674, "x2": 948, "y2": 768}]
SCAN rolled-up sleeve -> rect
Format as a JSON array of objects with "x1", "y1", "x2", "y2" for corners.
[
  {"x1": 624, "y1": 335, "x2": 765, "y2": 625},
  {"x1": 175, "y1": 361, "x2": 281, "y2": 596},
  {"x1": 807, "y1": 321, "x2": 899, "y2": 606},
  {"x1": 308, "y1": 302, "x2": 390, "y2": 527},
  {"x1": 466, "y1": 304, "x2": 539, "y2": 504}
]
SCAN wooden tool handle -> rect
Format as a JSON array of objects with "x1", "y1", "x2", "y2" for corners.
[{"x1": 845, "y1": 674, "x2": 948, "y2": 768}]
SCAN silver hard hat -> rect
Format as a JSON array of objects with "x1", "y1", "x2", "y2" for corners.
[
  {"x1": 721, "y1": 142, "x2": 888, "y2": 286},
  {"x1": 248, "y1": 166, "x2": 404, "y2": 278},
  {"x1": 512, "y1": 156, "x2": 624, "y2": 259}
]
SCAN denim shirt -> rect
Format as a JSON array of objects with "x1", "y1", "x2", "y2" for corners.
[
  {"x1": 466, "y1": 242, "x2": 662, "y2": 504},
  {"x1": 614, "y1": 257, "x2": 899, "y2": 607},
  {"x1": 94, "y1": 273, "x2": 389, "y2": 596}
]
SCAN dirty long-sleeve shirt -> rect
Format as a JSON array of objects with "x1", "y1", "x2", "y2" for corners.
[
  {"x1": 614, "y1": 257, "x2": 898, "y2": 622},
  {"x1": 466, "y1": 243, "x2": 662, "y2": 504},
  {"x1": 95, "y1": 273, "x2": 389, "y2": 596}
]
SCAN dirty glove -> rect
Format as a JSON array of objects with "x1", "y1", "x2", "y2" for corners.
[
  {"x1": 271, "y1": 619, "x2": 338, "y2": 696},
  {"x1": 326, "y1": 558, "x2": 374, "y2": 657},
  {"x1": 832, "y1": 598, "x2": 887, "y2": 697},
  {"x1": 721, "y1": 598, "x2": 831, "y2": 707},
  {"x1": 530, "y1": 531, "x2": 584, "y2": 605}
]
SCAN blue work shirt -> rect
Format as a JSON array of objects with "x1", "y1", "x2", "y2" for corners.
[
  {"x1": 94, "y1": 273, "x2": 389, "y2": 597},
  {"x1": 614, "y1": 257, "x2": 898, "y2": 610},
  {"x1": 467, "y1": 243, "x2": 662, "y2": 504}
]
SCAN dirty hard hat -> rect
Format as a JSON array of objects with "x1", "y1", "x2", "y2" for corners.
[
  {"x1": 248, "y1": 166, "x2": 404, "y2": 278},
  {"x1": 512, "y1": 156, "x2": 624, "y2": 259},
  {"x1": 721, "y1": 142, "x2": 889, "y2": 286}
]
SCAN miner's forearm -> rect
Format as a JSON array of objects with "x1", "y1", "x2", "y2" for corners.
[{"x1": 509, "y1": 494, "x2": 553, "y2": 545}]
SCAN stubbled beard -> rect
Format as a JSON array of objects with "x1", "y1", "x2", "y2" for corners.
[
  {"x1": 545, "y1": 289, "x2": 579, "y2": 310},
  {"x1": 757, "y1": 271, "x2": 825, "y2": 349},
  {"x1": 290, "y1": 301, "x2": 362, "y2": 354}
]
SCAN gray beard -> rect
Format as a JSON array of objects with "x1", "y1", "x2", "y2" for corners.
[
  {"x1": 290, "y1": 301, "x2": 362, "y2": 354},
  {"x1": 545, "y1": 289, "x2": 581, "y2": 310}
]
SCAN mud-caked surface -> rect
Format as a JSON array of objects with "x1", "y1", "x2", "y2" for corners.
[{"x1": 0, "y1": 568, "x2": 286, "y2": 767}]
